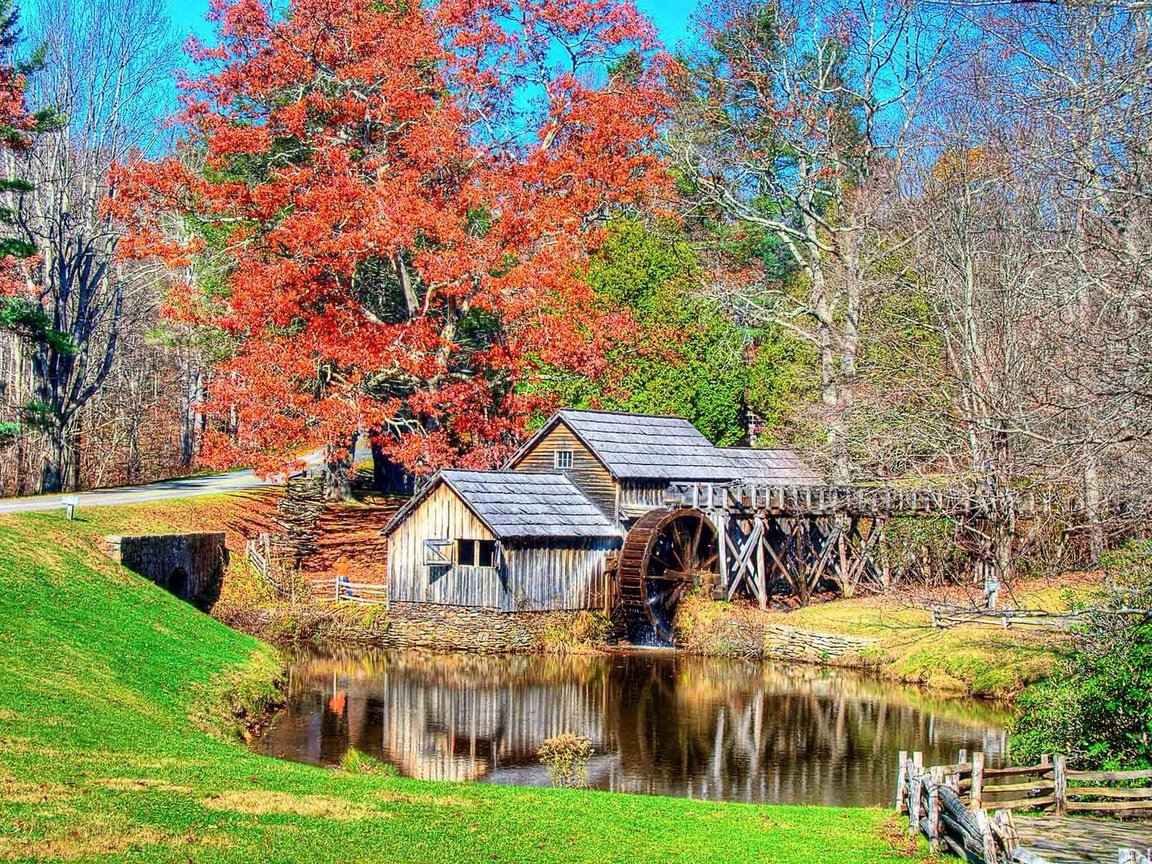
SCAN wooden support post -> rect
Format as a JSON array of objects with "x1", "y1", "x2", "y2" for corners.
[
  {"x1": 895, "y1": 750, "x2": 908, "y2": 813},
  {"x1": 717, "y1": 512, "x2": 730, "y2": 596},
  {"x1": 995, "y1": 809, "x2": 1020, "y2": 857},
  {"x1": 971, "y1": 752, "x2": 985, "y2": 811},
  {"x1": 1053, "y1": 754, "x2": 1067, "y2": 817},
  {"x1": 756, "y1": 517, "x2": 768, "y2": 611}
]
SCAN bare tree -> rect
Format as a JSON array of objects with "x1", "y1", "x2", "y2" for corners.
[
  {"x1": 669, "y1": 0, "x2": 957, "y2": 483},
  {"x1": 0, "y1": 0, "x2": 178, "y2": 491},
  {"x1": 910, "y1": 2, "x2": 1152, "y2": 572},
  {"x1": 991, "y1": 4, "x2": 1152, "y2": 557}
]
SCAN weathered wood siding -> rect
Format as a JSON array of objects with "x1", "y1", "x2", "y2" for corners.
[
  {"x1": 388, "y1": 482, "x2": 619, "y2": 611},
  {"x1": 501, "y1": 539, "x2": 618, "y2": 612},
  {"x1": 618, "y1": 479, "x2": 669, "y2": 519},
  {"x1": 508, "y1": 422, "x2": 618, "y2": 519},
  {"x1": 388, "y1": 483, "x2": 503, "y2": 608}
]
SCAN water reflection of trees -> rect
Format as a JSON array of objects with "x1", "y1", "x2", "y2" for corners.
[{"x1": 262, "y1": 650, "x2": 1008, "y2": 806}]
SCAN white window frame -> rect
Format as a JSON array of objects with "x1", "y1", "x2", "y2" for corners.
[{"x1": 554, "y1": 449, "x2": 574, "y2": 470}]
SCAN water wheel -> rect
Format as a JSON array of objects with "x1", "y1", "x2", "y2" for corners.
[{"x1": 617, "y1": 508, "x2": 719, "y2": 644}]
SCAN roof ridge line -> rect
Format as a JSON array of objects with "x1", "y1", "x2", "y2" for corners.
[{"x1": 559, "y1": 407, "x2": 696, "y2": 421}]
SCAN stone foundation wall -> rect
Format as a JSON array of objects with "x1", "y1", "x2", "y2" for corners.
[
  {"x1": 105, "y1": 533, "x2": 228, "y2": 610},
  {"x1": 217, "y1": 600, "x2": 599, "y2": 653},
  {"x1": 384, "y1": 602, "x2": 583, "y2": 652}
]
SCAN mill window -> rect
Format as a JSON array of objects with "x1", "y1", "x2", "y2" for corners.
[
  {"x1": 456, "y1": 539, "x2": 498, "y2": 569},
  {"x1": 554, "y1": 449, "x2": 574, "y2": 470},
  {"x1": 477, "y1": 540, "x2": 497, "y2": 567}
]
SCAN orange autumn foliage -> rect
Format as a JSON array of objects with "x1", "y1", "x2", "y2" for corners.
[{"x1": 111, "y1": 0, "x2": 671, "y2": 477}]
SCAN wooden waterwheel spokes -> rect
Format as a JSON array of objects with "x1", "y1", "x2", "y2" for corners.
[{"x1": 616, "y1": 508, "x2": 719, "y2": 644}]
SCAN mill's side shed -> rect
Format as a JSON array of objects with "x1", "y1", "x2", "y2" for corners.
[{"x1": 385, "y1": 470, "x2": 621, "y2": 612}]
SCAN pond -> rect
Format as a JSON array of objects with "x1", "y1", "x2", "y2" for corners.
[{"x1": 261, "y1": 649, "x2": 1009, "y2": 807}]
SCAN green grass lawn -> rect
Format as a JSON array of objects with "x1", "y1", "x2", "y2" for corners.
[{"x1": 0, "y1": 505, "x2": 925, "y2": 864}]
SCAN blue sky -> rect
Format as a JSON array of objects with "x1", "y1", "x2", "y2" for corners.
[{"x1": 163, "y1": 0, "x2": 699, "y2": 50}]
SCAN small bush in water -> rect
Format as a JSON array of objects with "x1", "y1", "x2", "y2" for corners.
[
  {"x1": 340, "y1": 748, "x2": 398, "y2": 776},
  {"x1": 538, "y1": 733, "x2": 593, "y2": 788}
]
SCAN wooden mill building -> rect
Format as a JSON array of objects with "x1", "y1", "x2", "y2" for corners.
[{"x1": 383, "y1": 409, "x2": 818, "y2": 618}]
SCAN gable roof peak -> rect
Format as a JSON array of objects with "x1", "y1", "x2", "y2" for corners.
[{"x1": 513, "y1": 408, "x2": 820, "y2": 485}]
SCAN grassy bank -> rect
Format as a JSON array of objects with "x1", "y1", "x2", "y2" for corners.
[
  {"x1": 0, "y1": 504, "x2": 925, "y2": 863},
  {"x1": 675, "y1": 583, "x2": 1083, "y2": 700}
]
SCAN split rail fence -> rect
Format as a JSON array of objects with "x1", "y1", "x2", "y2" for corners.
[
  {"x1": 333, "y1": 578, "x2": 388, "y2": 605},
  {"x1": 896, "y1": 749, "x2": 1152, "y2": 864},
  {"x1": 245, "y1": 534, "x2": 388, "y2": 605},
  {"x1": 930, "y1": 605, "x2": 1086, "y2": 631}
]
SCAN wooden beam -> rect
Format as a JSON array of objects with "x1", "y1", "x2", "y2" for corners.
[{"x1": 756, "y1": 516, "x2": 768, "y2": 611}]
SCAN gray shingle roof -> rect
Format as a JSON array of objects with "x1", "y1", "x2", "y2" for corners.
[
  {"x1": 713, "y1": 448, "x2": 822, "y2": 485},
  {"x1": 384, "y1": 470, "x2": 619, "y2": 540},
  {"x1": 557, "y1": 409, "x2": 820, "y2": 484}
]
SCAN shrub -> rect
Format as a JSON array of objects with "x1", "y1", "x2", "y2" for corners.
[
  {"x1": 340, "y1": 748, "x2": 397, "y2": 776},
  {"x1": 1009, "y1": 542, "x2": 1152, "y2": 769},
  {"x1": 539, "y1": 611, "x2": 610, "y2": 653},
  {"x1": 538, "y1": 733, "x2": 594, "y2": 788}
]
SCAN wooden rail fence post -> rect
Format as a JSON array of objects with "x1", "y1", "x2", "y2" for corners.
[
  {"x1": 928, "y1": 767, "x2": 943, "y2": 852},
  {"x1": 908, "y1": 751, "x2": 924, "y2": 839},
  {"x1": 970, "y1": 751, "x2": 985, "y2": 811},
  {"x1": 1052, "y1": 754, "x2": 1067, "y2": 817},
  {"x1": 896, "y1": 750, "x2": 908, "y2": 813},
  {"x1": 973, "y1": 809, "x2": 999, "y2": 864}
]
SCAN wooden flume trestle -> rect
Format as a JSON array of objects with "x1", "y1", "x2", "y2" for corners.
[{"x1": 613, "y1": 481, "x2": 1054, "y2": 642}]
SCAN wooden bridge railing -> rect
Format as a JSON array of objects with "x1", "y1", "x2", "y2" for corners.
[
  {"x1": 897, "y1": 749, "x2": 1152, "y2": 863},
  {"x1": 665, "y1": 482, "x2": 1083, "y2": 518}
]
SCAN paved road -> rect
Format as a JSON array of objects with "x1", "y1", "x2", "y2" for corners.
[{"x1": 0, "y1": 452, "x2": 330, "y2": 515}]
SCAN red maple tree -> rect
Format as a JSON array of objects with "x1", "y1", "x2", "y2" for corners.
[
  {"x1": 0, "y1": 2, "x2": 43, "y2": 298},
  {"x1": 111, "y1": 0, "x2": 670, "y2": 492}
]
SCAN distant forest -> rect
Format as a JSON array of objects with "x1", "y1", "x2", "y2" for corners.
[{"x1": 0, "y1": 0, "x2": 1149, "y2": 564}]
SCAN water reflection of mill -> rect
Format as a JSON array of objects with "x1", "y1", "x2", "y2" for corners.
[{"x1": 264, "y1": 652, "x2": 1008, "y2": 807}]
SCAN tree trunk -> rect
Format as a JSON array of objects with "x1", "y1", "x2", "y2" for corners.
[
  {"x1": 322, "y1": 438, "x2": 356, "y2": 501},
  {"x1": 371, "y1": 436, "x2": 412, "y2": 495},
  {"x1": 39, "y1": 420, "x2": 75, "y2": 494},
  {"x1": 180, "y1": 360, "x2": 204, "y2": 470},
  {"x1": 802, "y1": 200, "x2": 850, "y2": 486},
  {"x1": 1083, "y1": 457, "x2": 1104, "y2": 564}
]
